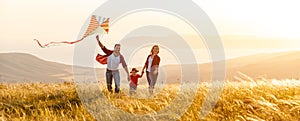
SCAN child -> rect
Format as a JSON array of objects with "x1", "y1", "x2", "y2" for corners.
[{"x1": 129, "y1": 68, "x2": 144, "y2": 95}]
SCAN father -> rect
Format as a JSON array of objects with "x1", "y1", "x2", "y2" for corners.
[{"x1": 96, "y1": 35, "x2": 130, "y2": 93}]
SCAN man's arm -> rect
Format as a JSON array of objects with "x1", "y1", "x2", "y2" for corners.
[
  {"x1": 124, "y1": 67, "x2": 130, "y2": 81},
  {"x1": 96, "y1": 35, "x2": 104, "y2": 49},
  {"x1": 96, "y1": 35, "x2": 113, "y2": 55},
  {"x1": 120, "y1": 55, "x2": 130, "y2": 81}
]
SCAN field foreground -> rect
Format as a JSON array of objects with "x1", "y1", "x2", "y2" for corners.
[{"x1": 1, "y1": 79, "x2": 300, "y2": 120}]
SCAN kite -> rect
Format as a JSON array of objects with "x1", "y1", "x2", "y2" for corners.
[
  {"x1": 34, "y1": 15, "x2": 113, "y2": 65},
  {"x1": 34, "y1": 15, "x2": 110, "y2": 48}
]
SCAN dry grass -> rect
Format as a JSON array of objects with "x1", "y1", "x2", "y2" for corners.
[{"x1": 1, "y1": 79, "x2": 300, "y2": 120}]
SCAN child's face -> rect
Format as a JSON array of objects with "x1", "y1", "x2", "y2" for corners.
[{"x1": 131, "y1": 71, "x2": 137, "y2": 75}]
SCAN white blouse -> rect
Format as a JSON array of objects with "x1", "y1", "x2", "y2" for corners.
[{"x1": 147, "y1": 56, "x2": 153, "y2": 72}]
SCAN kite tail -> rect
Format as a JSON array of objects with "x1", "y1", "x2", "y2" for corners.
[
  {"x1": 34, "y1": 39, "x2": 46, "y2": 48},
  {"x1": 34, "y1": 38, "x2": 85, "y2": 48}
]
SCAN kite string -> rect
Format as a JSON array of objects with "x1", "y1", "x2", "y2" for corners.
[
  {"x1": 106, "y1": 34, "x2": 112, "y2": 42},
  {"x1": 98, "y1": 33, "x2": 111, "y2": 42}
]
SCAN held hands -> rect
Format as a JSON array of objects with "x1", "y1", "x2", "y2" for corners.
[
  {"x1": 141, "y1": 71, "x2": 144, "y2": 77},
  {"x1": 127, "y1": 76, "x2": 130, "y2": 82}
]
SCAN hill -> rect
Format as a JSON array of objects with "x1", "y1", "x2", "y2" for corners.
[
  {"x1": 0, "y1": 53, "x2": 72, "y2": 82},
  {"x1": 1, "y1": 51, "x2": 300, "y2": 82}
]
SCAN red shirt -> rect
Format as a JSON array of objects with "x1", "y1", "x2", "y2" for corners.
[{"x1": 130, "y1": 74, "x2": 141, "y2": 86}]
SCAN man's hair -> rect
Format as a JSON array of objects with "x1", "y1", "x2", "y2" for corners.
[{"x1": 114, "y1": 44, "x2": 121, "y2": 48}]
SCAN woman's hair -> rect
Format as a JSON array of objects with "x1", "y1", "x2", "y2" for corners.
[{"x1": 150, "y1": 45, "x2": 159, "y2": 55}]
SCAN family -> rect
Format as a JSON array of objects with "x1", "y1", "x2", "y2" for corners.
[{"x1": 96, "y1": 35, "x2": 160, "y2": 95}]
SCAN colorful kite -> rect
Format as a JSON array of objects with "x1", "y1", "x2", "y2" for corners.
[{"x1": 34, "y1": 15, "x2": 109, "y2": 48}]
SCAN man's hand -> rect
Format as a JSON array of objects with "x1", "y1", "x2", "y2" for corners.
[
  {"x1": 127, "y1": 76, "x2": 130, "y2": 82},
  {"x1": 96, "y1": 35, "x2": 100, "y2": 42}
]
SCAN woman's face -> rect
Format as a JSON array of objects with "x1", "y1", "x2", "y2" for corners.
[{"x1": 152, "y1": 47, "x2": 159, "y2": 55}]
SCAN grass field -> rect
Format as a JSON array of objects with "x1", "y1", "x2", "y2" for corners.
[{"x1": 1, "y1": 79, "x2": 300, "y2": 120}]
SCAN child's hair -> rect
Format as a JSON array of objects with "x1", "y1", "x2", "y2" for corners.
[{"x1": 130, "y1": 68, "x2": 139, "y2": 73}]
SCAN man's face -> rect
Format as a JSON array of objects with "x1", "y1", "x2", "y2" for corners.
[{"x1": 114, "y1": 45, "x2": 120, "y2": 54}]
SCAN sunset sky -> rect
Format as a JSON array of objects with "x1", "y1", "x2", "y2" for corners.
[{"x1": 1, "y1": 0, "x2": 300, "y2": 66}]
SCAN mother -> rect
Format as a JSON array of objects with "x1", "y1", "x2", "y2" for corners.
[{"x1": 141, "y1": 45, "x2": 160, "y2": 95}]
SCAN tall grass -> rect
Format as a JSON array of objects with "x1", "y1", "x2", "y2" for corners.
[{"x1": 1, "y1": 79, "x2": 300, "y2": 120}]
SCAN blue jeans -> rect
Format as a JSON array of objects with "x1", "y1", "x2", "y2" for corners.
[
  {"x1": 129, "y1": 85, "x2": 137, "y2": 95},
  {"x1": 146, "y1": 72, "x2": 158, "y2": 94},
  {"x1": 106, "y1": 69, "x2": 120, "y2": 93}
]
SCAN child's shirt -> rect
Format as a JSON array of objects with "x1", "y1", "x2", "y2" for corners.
[{"x1": 130, "y1": 74, "x2": 141, "y2": 86}]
